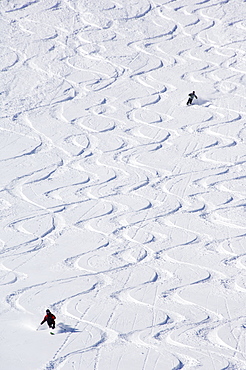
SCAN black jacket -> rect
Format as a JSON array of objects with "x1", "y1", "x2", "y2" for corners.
[{"x1": 189, "y1": 92, "x2": 197, "y2": 99}]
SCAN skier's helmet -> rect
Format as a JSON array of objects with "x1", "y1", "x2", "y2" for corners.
[{"x1": 46, "y1": 309, "x2": 50, "y2": 313}]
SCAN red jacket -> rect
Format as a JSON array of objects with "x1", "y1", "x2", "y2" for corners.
[{"x1": 41, "y1": 313, "x2": 56, "y2": 325}]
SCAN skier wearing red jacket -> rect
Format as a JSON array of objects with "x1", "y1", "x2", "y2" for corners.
[{"x1": 40, "y1": 309, "x2": 56, "y2": 329}]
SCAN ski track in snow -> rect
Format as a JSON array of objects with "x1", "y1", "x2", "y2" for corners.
[{"x1": 1, "y1": 0, "x2": 246, "y2": 369}]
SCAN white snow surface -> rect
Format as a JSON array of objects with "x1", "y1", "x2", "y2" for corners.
[{"x1": 1, "y1": 0, "x2": 246, "y2": 369}]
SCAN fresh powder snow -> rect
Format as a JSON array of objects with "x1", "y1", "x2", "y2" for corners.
[{"x1": 1, "y1": 0, "x2": 246, "y2": 369}]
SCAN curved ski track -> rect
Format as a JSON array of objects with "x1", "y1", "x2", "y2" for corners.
[{"x1": 1, "y1": 0, "x2": 246, "y2": 369}]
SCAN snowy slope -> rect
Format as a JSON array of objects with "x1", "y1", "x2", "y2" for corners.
[{"x1": 1, "y1": 0, "x2": 246, "y2": 369}]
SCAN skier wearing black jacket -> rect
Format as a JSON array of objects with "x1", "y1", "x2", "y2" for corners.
[{"x1": 187, "y1": 91, "x2": 198, "y2": 105}]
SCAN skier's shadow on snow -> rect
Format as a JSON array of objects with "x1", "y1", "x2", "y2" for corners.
[{"x1": 56, "y1": 323, "x2": 80, "y2": 334}]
